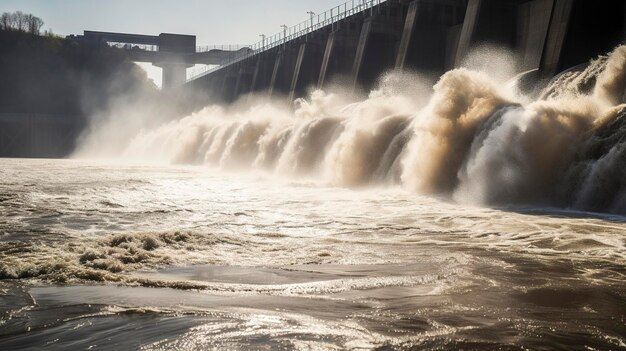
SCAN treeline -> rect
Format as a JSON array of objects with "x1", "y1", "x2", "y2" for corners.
[
  {"x1": 0, "y1": 29, "x2": 159, "y2": 116},
  {"x1": 0, "y1": 11, "x2": 193, "y2": 157},
  {"x1": 0, "y1": 28, "x2": 167, "y2": 157},
  {"x1": 0, "y1": 11, "x2": 44, "y2": 35}
]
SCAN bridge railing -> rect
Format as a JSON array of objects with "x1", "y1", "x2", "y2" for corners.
[
  {"x1": 196, "y1": 44, "x2": 252, "y2": 53},
  {"x1": 108, "y1": 42, "x2": 159, "y2": 52},
  {"x1": 187, "y1": 0, "x2": 386, "y2": 81}
]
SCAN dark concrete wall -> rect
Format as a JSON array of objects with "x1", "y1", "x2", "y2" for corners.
[
  {"x1": 396, "y1": 0, "x2": 467, "y2": 77},
  {"x1": 221, "y1": 66, "x2": 239, "y2": 102},
  {"x1": 290, "y1": 35, "x2": 326, "y2": 100},
  {"x1": 251, "y1": 50, "x2": 279, "y2": 94},
  {"x1": 540, "y1": 0, "x2": 626, "y2": 77},
  {"x1": 233, "y1": 65, "x2": 255, "y2": 98},
  {"x1": 352, "y1": 2, "x2": 405, "y2": 90},
  {"x1": 0, "y1": 114, "x2": 82, "y2": 158},
  {"x1": 185, "y1": 0, "x2": 625, "y2": 105},
  {"x1": 455, "y1": 0, "x2": 555, "y2": 71},
  {"x1": 517, "y1": 0, "x2": 554, "y2": 70},
  {"x1": 318, "y1": 24, "x2": 362, "y2": 89},
  {"x1": 269, "y1": 47, "x2": 298, "y2": 97}
]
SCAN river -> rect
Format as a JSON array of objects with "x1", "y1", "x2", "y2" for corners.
[{"x1": 0, "y1": 158, "x2": 625, "y2": 350}]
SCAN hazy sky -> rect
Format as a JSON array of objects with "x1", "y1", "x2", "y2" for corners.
[
  {"x1": 1, "y1": 0, "x2": 343, "y2": 44},
  {"x1": 2, "y1": 0, "x2": 344, "y2": 87}
]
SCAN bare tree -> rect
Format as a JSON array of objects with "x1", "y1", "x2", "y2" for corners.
[
  {"x1": 0, "y1": 11, "x2": 45, "y2": 34},
  {"x1": 0, "y1": 13, "x2": 10, "y2": 30},
  {"x1": 26, "y1": 14, "x2": 44, "y2": 34},
  {"x1": 7, "y1": 12, "x2": 17, "y2": 30},
  {"x1": 14, "y1": 11, "x2": 26, "y2": 31},
  {"x1": 25, "y1": 14, "x2": 33, "y2": 32}
]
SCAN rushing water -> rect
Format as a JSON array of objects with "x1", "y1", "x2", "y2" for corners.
[
  {"x1": 1, "y1": 158, "x2": 625, "y2": 350},
  {"x1": 73, "y1": 45, "x2": 626, "y2": 216},
  {"x1": 1, "y1": 46, "x2": 626, "y2": 349}
]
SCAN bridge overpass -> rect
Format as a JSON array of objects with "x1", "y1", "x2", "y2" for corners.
[
  {"x1": 184, "y1": 0, "x2": 625, "y2": 103},
  {"x1": 73, "y1": 31, "x2": 252, "y2": 89}
]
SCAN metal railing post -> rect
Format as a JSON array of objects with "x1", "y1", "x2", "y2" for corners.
[{"x1": 186, "y1": 0, "x2": 389, "y2": 82}]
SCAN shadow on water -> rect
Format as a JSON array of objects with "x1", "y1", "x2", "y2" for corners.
[{"x1": 499, "y1": 205, "x2": 626, "y2": 224}]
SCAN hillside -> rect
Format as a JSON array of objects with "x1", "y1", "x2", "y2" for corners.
[{"x1": 0, "y1": 30, "x2": 158, "y2": 116}]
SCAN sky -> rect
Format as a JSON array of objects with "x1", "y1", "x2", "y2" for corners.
[{"x1": 1, "y1": 0, "x2": 344, "y2": 86}]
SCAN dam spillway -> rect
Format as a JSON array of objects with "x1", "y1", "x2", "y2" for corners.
[{"x1": 184, "y1": 0, "x2": 626, "y2": 104}]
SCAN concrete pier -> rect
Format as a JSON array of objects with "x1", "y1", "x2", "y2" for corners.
[
  {"x1": 290, "y1": 35, "x2": 326, "y2": 100},
  {"x1": 153, "y1": 34, "x2": 196, "y2": 89},
  {"x1": 540, "y1": 0, "x2": 626, "y2": 78},
  {"x1": 268, "y1": 49, "x2": 286, "y2": 97},
  {"x1": 250, "y1": 51, "x2": 278, "y2": 94},
  {"x1": 233, "y1": 65, "x2": 255, "y2": 98},
  {"x1": 396, "y1": 0, "x2": 467, "y2": 76},
  {"x1": 352, "y1": 3, "x2": 405, "y2": 91},
  {"x1": 455, "y1": 0, "x2": 554, "y2": 71},
  {"x1": 318, "y1": 28, "x2": 361, "y2": 89}
]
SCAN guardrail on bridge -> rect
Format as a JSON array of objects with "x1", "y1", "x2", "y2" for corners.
[{"x1": 186, "y1": 0, "x2": 386, "y2": 81}]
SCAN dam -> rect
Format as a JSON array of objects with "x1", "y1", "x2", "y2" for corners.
[
  {"x1": 0, "y1": 0, "x2": 623, "y2": 158},
  {"x1": 2, "y1": 2, "x2": 626, "y2": 349},
  {"x1": 184, "y1": 0, "x2": 625, "y2": 103}
]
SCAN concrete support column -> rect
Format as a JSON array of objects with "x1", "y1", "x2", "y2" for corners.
[
  {"x1": 395, "y1": 0, "x2": 468, "y2": 76},
  {"x1": 454, "y1": 0, "x2": 556, "y2": 73},
  {"x1": 318, "y1": 28, "x2": 360, "y2": 89},
  {"x1": 517, "y1": 0, "x2": 554, "y2": 70},
  {"x1": 318, "y1": 31, "x2": 337, "y2": 89},
  {"x1": 540, "y1": 0, "x2": 625, "y2": 78},
  {"x1": 221, "y1": 67, "x2": 239, "y2": 103},
  {"x1": 233, "y1": 64, "x2": 255, "y2": 98},
  {"x1": 395, "y1": 1, "x2": 419, "y2": 70},
  {"x1": 268, "y1": 45, "x2": 302, "y2": 98},
  {"x1": 539, "y1": 0, "x2": 574, "y2": 78},
  {"x1": 268, "y1": 50, "x2": 284, "y2": 97},
  {"x1": 454, "y1": 0, "x2": 482, "y2": 67},
  {"x1": 290, "y1": 35, "x2": 326, "y2": 100},
  {"x1": 289, "y1": 43, "x2": 308, "y2": 101},
  {"x1": 352, "y1": 19, "x2": 374, "y2": 90},
  {"x1": 351, "y1": 12, "x2": 404, "y2": 91},
  {"x1": 250, "y1": 56, "x2": 264, "y2": 92},
  {"x1": 155, "y1": 33, "x2": 195, "y2": 90},
  {"x1": 160, "y1": 64, "x2": 188, "y2": 90},
  {"x1": 250, "y1": 51, "x2": 277, "y2": 94}
]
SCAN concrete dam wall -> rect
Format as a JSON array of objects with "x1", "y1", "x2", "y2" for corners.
[{"x1": 185, "y1": 0, "x2": 625, "y2": 104}]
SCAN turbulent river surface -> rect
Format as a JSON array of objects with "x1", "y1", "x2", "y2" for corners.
[
  {"x1": 2, "y1": 46, "x2": 626, "y2": 349},
  {"x1": 0, "y1": 159, "x2": 625, "y2": 350}
]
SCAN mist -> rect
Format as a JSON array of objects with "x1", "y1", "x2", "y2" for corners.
[{"x1": 73, "y1": 45, "x2": 626, "y2": 214}]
